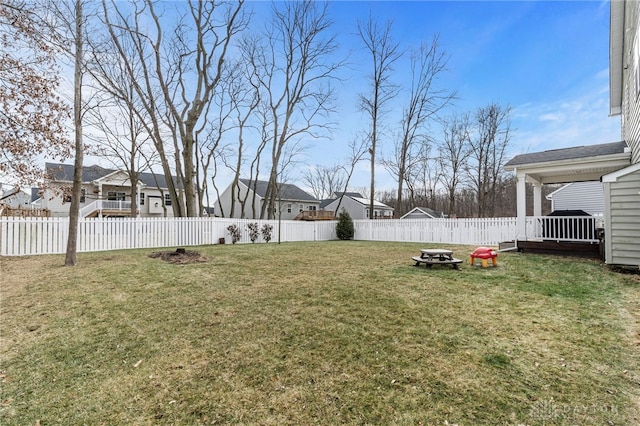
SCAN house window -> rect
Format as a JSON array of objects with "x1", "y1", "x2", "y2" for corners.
[
  {"x1": 366, "y1": 208, "x2": 370, "y2": 218},
  {"x1": 287, "y1": 203, "x2": 292, "y2": 213},
  {"x1": 299, "y1": 204, "x2": 303, "y2": 213},
  {"x1": 308, "y1": 205, "x2": 317, "y2": 211},
  {"x1": 80, "y1": 188, "x2": 86, "y2": 203},
  {"x1": 107, "y1": 191, "x2": 126, "y2": 201},
  {"x1": 139, "y1": 192, "x2": 145, "y2": 205},
  {"x1": 164, "y1": 193, "x2": 172, "y2": 206}
]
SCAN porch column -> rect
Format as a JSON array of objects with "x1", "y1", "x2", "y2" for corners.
[
  {"x1": 516, "y1": 170, "x2": 527, "y2": 240},
  {"x1": 532, "y1": 181, "x2": 542, "y2": 217}
]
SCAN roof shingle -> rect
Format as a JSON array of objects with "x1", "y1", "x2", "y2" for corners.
[
  {"x1": 504, "y1": 141, "x2": 628, "y2": 168},
  {"x1": 45, "y1": 163, "x2": 179, "y2": 189}
]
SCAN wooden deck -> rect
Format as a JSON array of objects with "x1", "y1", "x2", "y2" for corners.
[
  {"x1": 505, "y1": 240, "x2": 602, "y2": 259},
  {"x1": 294, "y1": 210, "x2": 336, "y2": 221}
]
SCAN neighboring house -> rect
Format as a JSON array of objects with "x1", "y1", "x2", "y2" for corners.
[
  {"x1": 321, "y1": 192, "x2": 394, "y2": 220},
  {"x1": 215, "y1": 178, "x2": 320, "y2": 220},
  {"x1": 545, "y1": 181, "x2": 605, "y2": 216},
  {"x1": 504, "y1": 0, "x2": 640, "y2": 267},
  {"x1": 0, "y1": 185, "x2": 31, "y2": 208},
  {"x1": 400, "y1": 206, "x2": 445, "y2": 219},
  {"x1": 40, "y1": 163, "x2": 181, "y2": 218}
]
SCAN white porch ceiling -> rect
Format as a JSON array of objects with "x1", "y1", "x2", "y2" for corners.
[{"x1": 506, "y1": 153, "x2": 631, "y2": 185}]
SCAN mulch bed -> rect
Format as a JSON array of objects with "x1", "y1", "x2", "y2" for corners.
[{"x1": 148, "y1": 248, "x2": 209, "y2": 264}]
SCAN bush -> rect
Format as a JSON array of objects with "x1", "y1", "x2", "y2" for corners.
[
  {"x1": 260, "y1": 224, "x2": 273, "y2": 243},
  {"x1": 336, "y1": 210, "x2": 354, "y2": 240},
  {"x1": 226, "y1": 224, "x2": 241, "y2": 244},
  {"x1": 247, "y1": 222, "x2": 259, "y2": 243}
]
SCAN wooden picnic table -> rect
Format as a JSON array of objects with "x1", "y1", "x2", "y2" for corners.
[{"x1": 412, "y1": 248, "x2": 463, "y2": 270}]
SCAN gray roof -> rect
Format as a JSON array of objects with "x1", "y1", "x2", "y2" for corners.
[
  {"x1": 400, "y1": 207, "x2": 444, "y2": 219},
  {"x1": 45, "y1": 163, "x2": 179, "y2": 189},
  {"x1": 504, "y1": 141, "x2": 628, "y2": 168},
  {"x1": 320, "y1": 193, "x2": 393, "y2": 210},
  {"x1": 238, "y1": 178, "x2": 317, "y2": 202},
  {"x1": 405, "y1": 206, "x2": 444, "y2": 218},
  {"x1": 319, "y1": 198, "x2": 335, "y2": 209},
  {"x1": 333, "y1": 191, "x2": 364, "y2": 198}
]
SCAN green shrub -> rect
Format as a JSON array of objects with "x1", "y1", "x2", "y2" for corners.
[{"x1": 336, "y1": 210, "x2": 354, "y2": 240}]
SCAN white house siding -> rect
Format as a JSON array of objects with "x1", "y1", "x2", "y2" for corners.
[
  {"x1": 622, "y1": 0, "x2": 640, "y2": 164},
  {"x1": 324, "y1": 196, "x2": 366, "y2": 219},
  {"x1": 40, "y1": 184, "x2": 94, "y2": 217},
  {"x1": 604, "y1": 167, "x2": 640, "y2": 266},
  {"x1": 41, "y1": 182, "x2": 175, "y2": 218},
  {"x1": 216, "y1": 181, "x2": 319, "y2": 220},
  {"x1": 1, "y1": 191, "x2": 31, "y2": 208},
  {"x1": 547, "y1": 181, "x2": 605, "y2": 216},
  {"x1": 215, "y1": 182, "x2": 263, "y2": 219}
]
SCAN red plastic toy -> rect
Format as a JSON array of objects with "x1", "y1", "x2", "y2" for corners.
[{"x1": 469, "y1": 246, "x2": 498, "y2": 268}]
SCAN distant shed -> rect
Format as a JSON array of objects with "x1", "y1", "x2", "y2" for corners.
[{"x1": 400, "y1": 207, "x2": 445, "y2": 219}]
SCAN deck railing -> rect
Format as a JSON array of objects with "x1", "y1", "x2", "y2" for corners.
[
  {"x1": 79, "y1": 200, "x2": 132, "y2": 217},
  {"x1": 525, "y1": 216, "x2": 599, "y2": 243}
]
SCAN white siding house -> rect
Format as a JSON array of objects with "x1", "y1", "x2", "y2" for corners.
[
  {"x1": 215, "y1": 179, "x2": 320, "y2": 220},
  {"x1": 0, "y1": 186, "x2": 32, "y2": 208},
  {"x1": 545, "y1": 181, "x2": 605, "y2": 216},
  {"x1": 39, "y1": 163, "x2": 181, "y2": 218},
  {"x1": 606, "y1": 0, "x2": 640, "y2": 267},
  {"x1": 502, "y1": 0, "x2": 640, "y2": 267},
  {"x1": 321, "y1": 192, "x2": 394, "y2": 220}
]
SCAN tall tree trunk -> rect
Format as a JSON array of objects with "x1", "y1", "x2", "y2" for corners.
[{"x1": 64, "y1": 0, "x2": 83, "y2": 266}]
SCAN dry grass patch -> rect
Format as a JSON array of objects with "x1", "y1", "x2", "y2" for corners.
[{"x1": 1, "y1": 241, "x2": 639, "y2": 425}]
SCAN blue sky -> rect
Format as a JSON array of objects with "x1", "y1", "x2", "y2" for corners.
[
  {"x1": 292, "y1": 0, "x2": 621, "y2": 191},
  {"x1": 71, "y1": 1, "x2": 620, "y2": 195}
]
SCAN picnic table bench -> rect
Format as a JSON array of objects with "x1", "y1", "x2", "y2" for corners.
[{"x1": 412, "y1": 249, "x2": 463, "y2": 270}]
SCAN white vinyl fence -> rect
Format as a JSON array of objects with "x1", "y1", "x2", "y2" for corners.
[
  {"x1": 0, "y1": 215, "x2": 595, "y2": 257},
  {"x1": 0, "y1": 216, "x2": 521, "y2": 257}
]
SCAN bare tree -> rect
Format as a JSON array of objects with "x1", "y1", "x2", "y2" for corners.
[
  {"x1": 217, "y1": 45, "x2": 261, "y2": 219},
  {"x1": 302, "y1": 165, "x2": 346, "y2": 200},
  {"x1": 102, "y1": 0, "x2": 248, "y2": 217},
  {"x1": 86, "y1": 31, "x2": 159, "y2": 218},
  {"x1": 0, "y1": 0, "x2": 71, "y2": 186},
  {"x1": 438, "y1": 113, "x2": 471, "y2": 216},
  {"x1": 64, "y1": 0, "x2": 85, "y2": 266},
  {"x1": 41, "y1": 0, "x2": 93, "y2": 266},
  {"x1": 87, "y1": 98, "x2": 156, "y2": 218},
  {"x1": 245, "y1": 0, "x2": 341, "y2": 219},
  {"x1": 333, "y1": 136, "x2": 369, "y2": 217},
  {"x1": 388, "y1": 35, "x2": 455, "y2": 216},
  {"x1": 357, "y1": 14, "x2": 401, "y2": 219},
  {"x1": 466, "y1": 102, "x2": 512, "y2": 217},
  {"x1": 415, "y1": 143, "x2": 442, "y2": 211}
]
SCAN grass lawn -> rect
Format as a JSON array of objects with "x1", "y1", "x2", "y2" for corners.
[{"x1": 1, "y1": 241, "x2": 639, "y2": 425}]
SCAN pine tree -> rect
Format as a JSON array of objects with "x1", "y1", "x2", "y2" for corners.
[{"x1": 336, "y1": 210, "x2": 355, "y2": 240}]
